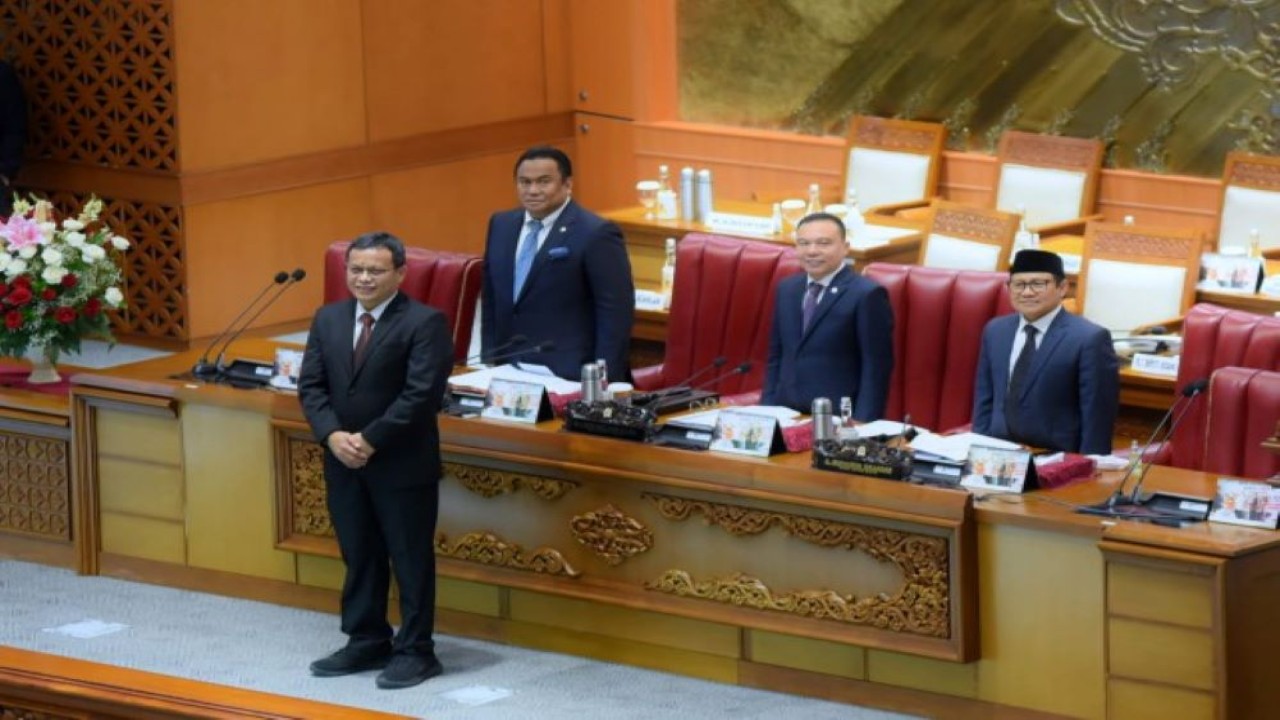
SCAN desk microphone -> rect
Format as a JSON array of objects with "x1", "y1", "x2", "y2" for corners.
[
  {"x1": 691, "y1": 361, "x2": 752, "y2": 393},
  {"x1": 214, "y1": 268, "x2": 307, "y2": 373},
  {"x1": 1091, "y1": 378, "x2": 1207, "y2": 512},
  {"x1": 465, "y1": 335, "x2": 527, "y2": 366},
  {"x1": 635, "y1": 356, "x2": 728, "y2": 403},
  {"x1": 192, "y1": 270, "x2": 289, "y2": 378},
  {"x1": 483, "y1": 340, "x2": 554, "y2": 367},
  {"x1": 1125, "y1": 378, "x2": 1208, "y2": 505}
]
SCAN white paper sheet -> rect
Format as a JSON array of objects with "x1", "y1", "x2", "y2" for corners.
[
  {"x1": 909, "y1": 431, "x2": 1020, "y2": 462},
  {"x1": 448, "y1": 364, "x2": 579, "y2": 395}
]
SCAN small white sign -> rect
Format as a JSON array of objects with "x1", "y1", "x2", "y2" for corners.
[
  {"x1": 481, "y1": 379, "x2": 544, "y2": 424},
  {"x1": 706, "y1": 212, "x2": 776, "y2": 238},
  {"x1": 710, "y1": 409, "x2": 778, "y2": 457},
  {"x1": 440, "y1": 685, "x2": 514, "y2": 707},
  {"x1": 1131, "y1": 352, "x2": 1179, "y2": 377},
  {"x1": 634, "y1": 289, "x2": 665, "y2": 311},
  {"x1": 1209, "y1": 478, "x2": 1280, "y2": 529}
]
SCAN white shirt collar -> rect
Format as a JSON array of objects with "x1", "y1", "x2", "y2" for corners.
[
  {"x1": 524, "y1": 197, "x2": 571, "y2": 230},
  {"x1": 354, "y1": 293, "x2": 396, "y2": 323},
  {"x1": 1017, "y1": 303, "x2": 1063, "y2": 336}
]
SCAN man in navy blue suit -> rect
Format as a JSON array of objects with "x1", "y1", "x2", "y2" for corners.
[
  {"x1": 762, "y1": 213, "x2": 893, "y2": 419},
  {"x1": 972, "y1": 249, "x2": 1119, "y2": 454},
  {"x1": 481, "y1": 146, "x2": 634, "y2": 381}
]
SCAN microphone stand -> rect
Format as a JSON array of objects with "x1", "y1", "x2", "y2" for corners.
[
  {"x1": 213, "y1": 269, "x2": 306, "y2": 385},
  {"x1": 465, "y1": 335, "x2": 527, "y2": 366},
  {"x1": 190, "y1": 271, "x2": 288, "y2": 378}
]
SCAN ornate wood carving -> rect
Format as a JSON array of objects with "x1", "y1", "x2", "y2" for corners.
[
  {"x1": 852, "y1": 118, "x2": 939, "y2": 153},
  {"x1": 444, "y1": 462, "x2": 576, "y2": 500},
  {"x1": 0, "y1": 434, "x2": 71, "y2": 542},
  {"x1": 1227, "y1": 157, "x2": 1280, "y2": 192},
  {"x1": 931, "y1": 206, "x2": 1014, "y2": 242},
  {"x1": 285, "y1": 437, "x2": 333, "y2": 538},
  {"x1": 1000, "y1": 131, "x2": 1099, "y2": 170},
  {"x1": 643, "y1": 493, "x2": 950, "y2": 637},
  {"x1": 1092, "y1": 229, "x2": 1198, "y2": 260},
  {"x1": 0, "y1": 1, "x2": 178, "y2": 172},
  {"x1": 569, "y1": 504, "x2": 653, "y2": 566},
  {"x1": 436, "y1": 531, "x2": 580, "y2": 578},
  {"x1": 0, "y1": 703, "x2": 78, "y2": 720}
]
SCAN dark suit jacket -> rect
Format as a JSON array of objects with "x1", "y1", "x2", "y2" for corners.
[
  {"x1": 298, "y1": 292, "x2": 453, "y2": 487},
  {"x1": 972, "y1": 309, "x2": 1119, "y2": 454},
  {"x1": 481, "y1": 200, "x2": 634, "y2": 381},
  {"x1": 762, "y1": 266, "x2": 894, "y2": 419}
]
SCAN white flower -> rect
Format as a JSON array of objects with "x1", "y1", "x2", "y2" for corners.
[
  {"x1": 63, "y1": 231, "x2": 86, "y2": 247},
  {"x1": 41, "y1": 265, "x2": 67, "y2": 285},
  {"x1": 18, "y1": 245, "x2": 36, "y2": 260},
  {"x1": 37, "y1": 221, "x2": 56, "y2": 241},
  {"x1": 82, "y1": 244, "x2": 106, "y2": 261},
  {"x1": 110, "y1": 235, "x2": 130, "y2": 250},
  {"x1": 104, "y1": 286, "x2": 124, "y2": 307},
  {"x1": 61, "y1": 219, "x2": 85, "y2": 231},
  {"x1": 0, "y1": 254, "x2": 12, "y2": 273},
  {"x1": 6, "y1": 258, "x2": 27, "y2": 277},
  {"x1": 41, "y1": 248, "x2": 63, "y2": 266}
]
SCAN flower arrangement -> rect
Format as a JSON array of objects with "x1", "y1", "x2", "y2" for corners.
[{"x1": 0, "y1": 196, "x2": 128, "y2": 363}]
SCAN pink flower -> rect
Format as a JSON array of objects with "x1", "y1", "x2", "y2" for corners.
[{"x1": 0, "y1": 214, "x2": 44, "y2": 251}]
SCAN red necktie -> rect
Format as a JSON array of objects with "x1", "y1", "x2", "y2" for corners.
[{"x1": 353, "y1": 312, "x2": 374, "y2": 367}]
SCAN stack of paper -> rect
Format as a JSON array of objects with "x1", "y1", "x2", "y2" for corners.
[
  {"x1": 909, "y1": 431, "x2": 1020, "y2": 463},
  {"x1": 448, "y1": 365, "x2": 580, "y2": 396}
]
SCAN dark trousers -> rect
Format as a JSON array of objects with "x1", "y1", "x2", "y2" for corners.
[{"x1": 325, "y1": 468, "x2": 439, "y2": 656}]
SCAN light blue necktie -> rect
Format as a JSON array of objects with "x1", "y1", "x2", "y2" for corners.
[{"x1": 513, "y1": 218, "x2": 543, "y2": 298}]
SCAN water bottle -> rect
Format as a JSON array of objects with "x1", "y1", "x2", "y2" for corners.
[
  {"x1": 811, "y1": 398, "x2": 834, "y2": 442},
  {"x1": 680, "y1": 167, "x2": 695, "y2": 221},
  {"x1": 696, "y1": 169, "x2": 714, "y2": 223},
  {"x1": 839, "y1": 396, "x2": 853, "y2": 428},
  {"x1": 657, "y1": 165, "x2": 678, "y2": 220}
]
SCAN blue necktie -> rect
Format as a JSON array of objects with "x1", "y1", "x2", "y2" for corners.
[
  {"x1": 801, "y1": 282, "x2": 823, "y2": 331},
  {"x1": 513, "y1": 218, "x2": 543, "y2": 298}
]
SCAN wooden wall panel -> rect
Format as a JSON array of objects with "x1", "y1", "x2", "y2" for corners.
[
  {"x1": 369, "y1": 152, "x2": 524, "y2": 255},
  {"x1": 569, "y1": 0, "x2": 638, "y2": 119},
  {"x1": 183, "y1": 180, "x2": 373, "y2": 338},
  {"x1": 173, "y1": 0, "x2": 368, "y2": 172},
  {"x1": 362, "y1": 0, "x2": 552, "y2": 141}
]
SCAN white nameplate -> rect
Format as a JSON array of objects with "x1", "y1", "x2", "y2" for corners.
[
  {"x1": 481, "y1": 378, "x2": 544, "y2": 424},
  {"x1": 706, "y1": 212, "x2": 776, "y2": 237},
  {"x1": 710, "y1": 409, "x2": 778, "y2": 458},
  {"x1": 1260, "y1": 274, "x2": 1280, "y2": 298},
  {"x1": 634, "y1": 289, "x2": 664, "y2": 311},
  {"x1": 1131, "y1": 352, "x2": 1179, "y2": 377},
  {"x1": 1209, "y1": 478, "x2": 1280, "y2": 529}
]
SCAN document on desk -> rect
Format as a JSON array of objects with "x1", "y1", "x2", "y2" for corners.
[
  {"x1": 909, "y1": 431, "x2": 1020, "y2": 462},
  {"x1": 448, "y1": 364, "x2": 579, "y2": 395},
  {"x1": 666, "y1": 405, "x2": 802, "y2": 430}
]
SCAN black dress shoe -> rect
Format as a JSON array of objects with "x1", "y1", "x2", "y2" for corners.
[
  {"x1": 309, "y1": 642, "x2": 393, "y2": 677},
  {"x1": 375, "y1": 653, "x2": 443, "y2": 689}
]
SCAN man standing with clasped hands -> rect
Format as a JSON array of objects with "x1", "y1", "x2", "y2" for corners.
[{"x1": 298, "y1": 231, "x2": 453, "y2": 690}]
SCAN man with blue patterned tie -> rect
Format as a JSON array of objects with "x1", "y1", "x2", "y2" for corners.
[{"x1": 481, "y1": 146, "x2": 635, "y2": 381}]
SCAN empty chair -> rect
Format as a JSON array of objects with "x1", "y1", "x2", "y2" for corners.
[
  {"x1": 918, "y1": 201, "x2": 1020, "y2": 272},
  {"x1": 843, "y1": 115, "x2": 946, "y2": 214},
  {"x1": 1076, "y1": 221, "x2": 1201, "y2": 336},
  {"x1": 993, "y1": 130, "x2": 1104, "y2": 236},
  {"x1": 1195, "y1": 367, "x2": 1280, "y2": 479},
  {"x1": 324, "y1": 240, "x2": 482, "y2": 364},
  {"x1": 1217, "y1": 151, "x2": 1280, "y2": 253}
]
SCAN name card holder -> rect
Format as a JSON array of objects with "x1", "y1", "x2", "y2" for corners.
[
  {"x1": 480, "y1": 378, "x2": 552, "y2": 424},
  {"x1": 1208, "y1": 478, "x2": 1280, "y2": 528},
  {"x1": 652, "y1": 422, "x2": 715, "y2": 451},
  {"x1": 709, "y1": 409, "x2": 785, "y2": 457},
  {"x1": 705, "y1": 212, "x2": 776, "y2": 238},
  {"x1": 1131, "y1": 352, "x2": 1179, "y2": 377},
  {"x1": 961, "y1": 444, "x2": 1038, "y2": 494}
]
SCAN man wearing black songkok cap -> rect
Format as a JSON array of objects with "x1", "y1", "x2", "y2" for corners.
[{"x1": 972, "y1": 249, "x2": 1118, "y2": 454}]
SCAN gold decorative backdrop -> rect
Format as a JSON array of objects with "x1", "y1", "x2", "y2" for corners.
[
  {"x1": 1, "y1": 0, "x2": 188, "y2": 342},
  {"x1": 679, "y1": 0, "x2": 1280, "y2": 176}
]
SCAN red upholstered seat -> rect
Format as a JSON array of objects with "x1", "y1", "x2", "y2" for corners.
[
  {"x1": 633, "y1": 234, "x2": 801, "y2": 399},
  {"x1": 1159, "y1": 303, "x2": 1280, "y2": 470},
  {"x1": 861, "y1": 263, "x2": 1013, "y2": 431},
  {"x1": 324, "y1": 241, "x2": 482, "y2": 363},
  {"x1": 1199, "y1": 367, "x2": 1280, "y2": 479}
]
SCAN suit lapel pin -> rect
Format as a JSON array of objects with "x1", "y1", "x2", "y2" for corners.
[{"x1": 559, "y1": 226, "x2": 567, "y2": 233}]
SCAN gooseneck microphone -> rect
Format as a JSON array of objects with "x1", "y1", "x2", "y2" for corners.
[
  {"x1": 465, "y1": 334, "x2": 527, "y2": 366},
  {"x1": 192, "y1": 270, "x2": 289, "y2": 378},
  {"x1": 637, "y1": 356, "x2": 728, "y2": 403},
  {"x1": 214, "y1": 268, "x2": 307, "y2": 373},
  {"x1": 691, "y1": 361, "x2": 753, "y2": 392},
  {"x1": 481, "y1": 340, "x2": 555, "y2": 367},
  {"x1": 1125, "y1": 378, "x2": 1208, "y2": 505}
]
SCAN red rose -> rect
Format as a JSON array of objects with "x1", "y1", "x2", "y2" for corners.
[
  {"x1": 61, "y1": 274, "x2": 78, "y2": 288},
  {"x1": 41, "y1": 288, "x2": 57, "y2": 301},
  {"x1": 84, "y1": 297, "x2": 102, "y2": 317},
  {"x1": 7, "y1": 287, "x2": 32, "y2": 306},
  {"x1": 4, "y1": 310, "x2": 22, "y2": 330},
  {"x1": 11, "y1": 275, "x2": 31, "y2": 289},
  {"x1": 0, "y1": 283, "x2": 10, "y2": 297},
  {"x1": 54, "y1": 306, "x2": 77, "y2": 324}
]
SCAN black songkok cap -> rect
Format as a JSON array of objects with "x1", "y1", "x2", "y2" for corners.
[{"x1": 1009, "y1": 249, "x2": 1065, "y2": 279}]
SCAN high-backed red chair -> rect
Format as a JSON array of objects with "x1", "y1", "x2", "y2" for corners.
[
  {"x1": 1197, "y1": 367, "x2": 1280, "y2": 479},
  {"x1": 861, "y1": 263, "x2": 1013, "y2": 431},
  {"x1": 324, "y1": 241, "x2": 482, "y2": 364},
  {"x1": 633, "y1": 234, "x2": 801, "y2": 400},
  {"x1": 1157, "y1": 304, "x2": 1280, "y2": 470}
]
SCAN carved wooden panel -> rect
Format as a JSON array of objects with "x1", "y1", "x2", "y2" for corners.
[
  {"x1": 999, "y1": 131, "x2": 1102, "y2": 171},
  {"x1": 1092, "y1": 228, "x2": 1198, "y2": 261},
  {"x1": 1226, "y1": 154, "x2": 1280, "y2": 192},
  {"x1": 852, "y1": 117, "x2": 943, "y2": 153},
  {"x1": 279, "y1": 436, "x2": 333, "y2": 541},
  {"x1": 932, "y1": 205, "x2": 1017, "y2": 242},
  {"x1": 644, "y1": 492, "x2": 951, "y2": 638},
  {"x1": 436, "y1": 531, "x2": 580, "y2": 578},
  {"x1": 0, "y1": 703, "x2": 82, "y2": 720},
  {"x1": 0, "y1": 433, "x2": 71, "y2": 542},
  {"x1": 447, "y1": 462, "x2": 577, "y2": 500},
  {"x1": 39, "y1": 191, "x2": 187, "y2": 343},
  {"x1": 0, "y1": 0, "x2": 177, "y2": 172},
  {"x1": 569, "y1": 504, "x2": 653, "y2": 566}
]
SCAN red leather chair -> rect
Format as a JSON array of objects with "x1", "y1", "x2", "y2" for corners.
[
  {"x1": 1158, "y1": 304, "x2": 1280, "y2": 470},
  {"x1": 1197, "y1": 367, "x2": 1280, "y2": 479},
  {"x1": 324, "y1": 241, "x2": 482, "y2": 364},
  {"x1": 633, "y1": 234, "x2": 801, "y2": 400},
  {"x1": 861, "y1": 263, "x2": 1013, "y2": 431}
]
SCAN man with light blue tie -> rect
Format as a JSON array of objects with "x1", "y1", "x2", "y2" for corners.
[{"x1": 481, "y1": 146, "x2": 635, "y2": 381}]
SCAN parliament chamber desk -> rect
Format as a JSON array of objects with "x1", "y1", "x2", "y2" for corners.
[
  {"x1": 2, "y1": 340, "x2": 1278, "y2": 719},
  {"x1": 603, "y1": 201, "x2": 925, "y2": 295}
]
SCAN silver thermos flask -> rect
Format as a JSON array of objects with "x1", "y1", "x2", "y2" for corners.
[
  {"x1": 811, "y1": 397, "x2": 833, "y2": 442},
  {"x1": 581, "y1": 363, "x2": 601, "y2": 404}
]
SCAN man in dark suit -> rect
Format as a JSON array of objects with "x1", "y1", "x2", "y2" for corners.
[
  {"x1": 298, "y1": 231, "x2": 453, "y2": 690},
  {"x1": 0, "y1": 59, "x2": 27, "y2": 218},
  {"x1": 481, "y1": 146, "x2": 634, "y2": 381},
  {"x1": 973, "y1": 249, "x2": 1119, "y2": 454},
  {"x1": 762, "y1": 213, "x2": 893, "y2": 419}
]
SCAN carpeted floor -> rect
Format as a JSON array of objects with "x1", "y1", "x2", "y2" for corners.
[{"x1": 0, "y1": 560, "x2": 919, "y2": 720}]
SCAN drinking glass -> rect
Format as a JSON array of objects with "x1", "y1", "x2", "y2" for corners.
[
  {"x1": 636, "y1": 180, "x2": 660, "y2": 220},
  {"x1": 779, "y1": 199, "x2": 806, "y2": 237}
]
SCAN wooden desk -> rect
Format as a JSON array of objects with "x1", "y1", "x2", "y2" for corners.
[
  {"x1": 604, "y1": 201, "x2": 925, "y2": 293},
  {"x1": 4, "y1": 339, "x2": 1274, "y2": 719}
]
